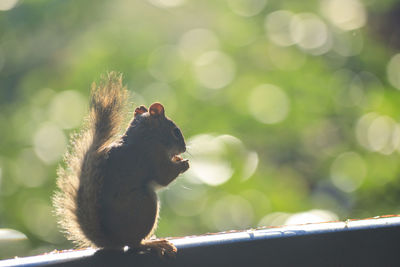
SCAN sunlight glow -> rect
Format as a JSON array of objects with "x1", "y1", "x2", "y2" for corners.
[
  {"x1": 179, "y1": 28, "x2": 220, "y2": 60},
  {"x1": 33, "y1": 123, "x2": 67, "y2": 164},
  {"x1": 387, "y1": 53, "x2": 400, "y2": 90},
  {"x1": 265, "y1": 10, "x2": 295, "y2": 47},
  {"x1": 148, "y1": 45, "x2": 185, "y2": 82},
  {"x1": 291, "y1": 13, "x2": 329, "y2": 51},
  {"x1": 49, "y1": 90, "x2": 86, "y2": 129},
  {"x1": 227, "y1": 0, "x2": 267, "y2": 17},
  {"x1": 321, "y1": 0, "x2": 366, "y2": 31},
  {"x1": 148, "y1": 0, "x2": 184, "y2": 8},
  {"x1": 285, "y1": 209, "x2": 338, "y2": 225},
  {"x1": 212, "y1": 195, "x2": 254, "y2": 231},
  {"x1": 194, "y1": 51, "x2": 236, "y2": 89},
  {"x1": 330, "y1": 152, "x2": 366, "y2": 192},
  {"x1": 248, "y1": 84, "x2": 290, "y2": 124},
  {"x1": 0, "y1": 0, "x2": 18, "y2": 11}
]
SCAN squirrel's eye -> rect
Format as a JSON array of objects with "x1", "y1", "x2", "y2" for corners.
[{"x1": 172, "y1": 128, "x2": 182, "y2": 139}]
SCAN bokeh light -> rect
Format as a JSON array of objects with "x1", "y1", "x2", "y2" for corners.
[
  {"x1": 321, "y1": 0, "x2": 367, "y2": 31},
  {"x1": 285, "y1": 209, "x2": 338, "y2": 225},
  {"x1": 186, "y1": 134, "x2": 258, "y2": 186},
  {"x1": 356, "y1": 112, "x2": 379, "y2": 150},
  {"x1": 194, "y1": 51, "x2": 236, "y2": 89},
  {"x1": 186, "y1": 134, "x2": 235, "y2": 186},
  {"x1": 356, "y1": 113, "x2": 400, "y2": 155},
  {"x1": 13, "y1": 149, "x2": 47, "y2": 188},
  {"x1": 148, "y1": 0, "x2": 185, "y2": 8},
  {"x1": 291, "y1": 13, "x2": 329, "y2": 51},
  {"x1": 387, "y1": 53, "x2": 400, "y2": 90},
  {"x1": 258, "y1": 212, "x2": 290, "y2": 227},
  {"x1": 0, "y1": 0, "x2": 18, "y2": 11},
  {"x1": 49, "y1": 90, "x2": 87, "y2": 129},
  {"x1": 179, "y1": 28, "x2": 220, "y2": 61},
  {"x1": 227, "y1": 0, "x2": 267, "y2": 17},
  {"x1": 265, "y1": 10, "x2": 295, "y2": 47},
  {"x1": 330, "y1": 152, "x2": 367, "y2": 192},
  {"x1": 33, "y1": 123, "x2": 67, "y2": 164},
  {"x1": 248, "y1": 84, "x2": 290, "y2": 124},
  {"x1": 242, "y1": 151, "x2": 259, "y2": 181},
  {"x1": 148, "y1": 45, "x2": 186, "y2": 82},
  {"x1": 368, "y1": 116, "x2": 400, "y2": 155},
  {"x1": 211, "y1": 195, "x2": 254, "y2": 231}
]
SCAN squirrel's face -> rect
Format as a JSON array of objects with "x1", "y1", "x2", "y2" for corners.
[
  {"x1": 159, "y1": 118, "x2": 186, "y2": 157},
  {"x1": 133, "y1": 103, "x2": 186, "y2": 158}
]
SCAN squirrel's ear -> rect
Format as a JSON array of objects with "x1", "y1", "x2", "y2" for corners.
[
  {"x1": 134, "y1": 105, "x2": 148, "y2": 117},
  {"x1": 149, "y1": 102, "x2": 165, "y2": 117}
]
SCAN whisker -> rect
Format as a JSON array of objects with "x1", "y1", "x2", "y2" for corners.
[{"x1": 181, "y1": 185, "x2": 192, "y2": 190}]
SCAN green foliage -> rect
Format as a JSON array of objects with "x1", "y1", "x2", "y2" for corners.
[{"x1": 0, "y1": 0, "x2": 399, "y2": 258}]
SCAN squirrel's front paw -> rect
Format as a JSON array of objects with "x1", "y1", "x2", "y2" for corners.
[
  {"x1": 172, "y1": 155, "x2": 189, "y2": 173},
  {"x1": 179, "y1": 159, "x2": 189, "y2": 173}
]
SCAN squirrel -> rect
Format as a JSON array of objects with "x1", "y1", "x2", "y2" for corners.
[{"x1": 53, "y1": 72, "x2": 189, "y2": 257}]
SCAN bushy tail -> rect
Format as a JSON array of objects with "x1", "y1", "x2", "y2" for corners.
[{"x1": 53, "y1": 72, "x2": 128, "y2": 247}]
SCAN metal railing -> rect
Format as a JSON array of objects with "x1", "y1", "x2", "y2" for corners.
[{"x1": 1, "y1": 215, "x2": 400, "y2": 267}]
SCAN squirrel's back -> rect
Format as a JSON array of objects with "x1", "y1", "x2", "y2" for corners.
[{"x1": 53, "y1": 72, "x2": 128, "y2": 247}]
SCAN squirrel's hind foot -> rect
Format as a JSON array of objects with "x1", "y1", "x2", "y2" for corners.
[
  {"x1": 143, "y1": 239, "x2": 177, "y2": 258},
  {"x1": 130, "y1": 239, "x2": 177, "y2": 258}
]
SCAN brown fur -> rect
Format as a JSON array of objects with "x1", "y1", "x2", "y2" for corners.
[
  {"x1": 53, "y1": 72, "x2": 128, "y2": 247},
  {"x1": 53, "y1": 72, "x2": 189, "y2": 252}
]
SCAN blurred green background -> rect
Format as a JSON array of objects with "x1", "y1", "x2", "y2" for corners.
[{"x1": 1, "y1": 0, "x2": 400, "y2": 259}]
